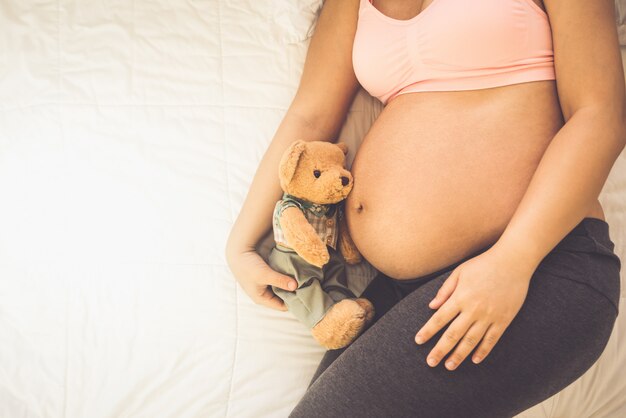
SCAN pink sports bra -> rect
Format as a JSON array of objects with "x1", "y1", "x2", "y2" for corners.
[{"x1": 353, "y1": 0, "x2": 556, "y2": 105}]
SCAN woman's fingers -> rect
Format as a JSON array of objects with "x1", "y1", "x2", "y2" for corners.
[
  {"x1": 471, "y1": 323, "x2": 505, "y2": 364},
  {"x1": 251, "y1": 264, "x2": 296, "y2": 311},
  {"x1": 415, "y1": 297, "x2": 460, "y2": 345},
  {"x1": 258, "y1": 263, "x2": 298, "y2": 291},
  {"x1": 428, "y1": 269, "x2": 459, "y2": 309},
  {"x1": 444, "y1": 320, "x2": 491, "y2": 370},
  {"x1": 250, "y1": 253, "x2": 298, "y2": 291},
  {"x1": 422, "y1": 310, "x2": 472, "y2": 368},
  {"x1": 228, "y1": 248, "x2": 298, "y2": 311},
  {"x1": 257, "y1": 286, "x2": 289, "y2": 311}
]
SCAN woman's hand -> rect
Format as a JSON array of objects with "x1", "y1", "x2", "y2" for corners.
[
  {"x1": 414, "y1": 247, "x2": 536, "y2": 371},
  {"x1": 226, "y1": 246, "x2": 298, "y2": 311}
]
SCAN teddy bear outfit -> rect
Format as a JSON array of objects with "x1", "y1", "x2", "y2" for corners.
[{"x1": 268, "y1": 192, "x2": 360, "y2": 329}]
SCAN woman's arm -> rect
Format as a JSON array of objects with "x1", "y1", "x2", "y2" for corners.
[
  {"x1": 414, "y1": 0, "x2": 626, "y2": 371},
  {"x1": 489, "y1": 0, "x2": 626, "y2": 273},
  {"x1": 224, "y1": 110, "x2": 342, "y2": 258},
  {"x1": 225, "y1": 0, "x2": 361, "y2": 254},
  {"x1": 225, "y1": 0, "x2": 362, "y2": 310}
]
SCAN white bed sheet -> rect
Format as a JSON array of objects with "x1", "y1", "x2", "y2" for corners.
[{"x1": 0, "y1": 1, "x2": 625, "y2": 417}]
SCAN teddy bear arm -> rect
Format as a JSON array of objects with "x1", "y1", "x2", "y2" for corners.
[
  {"x1": 279, "y1": 207, "x2": 330, "y2": 268},
  {"x1": 338, "y1": 209, "x2": 362, "y2": 265}
]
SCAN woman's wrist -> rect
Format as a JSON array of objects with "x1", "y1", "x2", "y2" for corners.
[
  {"x1": 487, "y1": 237, "x2": 544, "y2": 281},
  {"x1": 225, "y1": 232, "x2": 257, "y2": 262}
]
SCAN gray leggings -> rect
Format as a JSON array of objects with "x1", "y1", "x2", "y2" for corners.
[{"x1": 289, "y1": 217, "x2": 621, "y2": 418}]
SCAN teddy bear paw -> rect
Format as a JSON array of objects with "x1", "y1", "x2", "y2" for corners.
[
  {"x1": 343, "y1": 251, "x2": 362, "y2": 265},
  {"x1": 339, "y1": 242, "x2": 362, "y2": 265},
  {"x1": 303, "y1": 246, "x2": 330, "y2": 268},
  {"x1": 310, "y1": 299, "x2": 367, "y2": 350},
  {"x1": 354, "y1": 298, "x2": 375, "y2": 325}
]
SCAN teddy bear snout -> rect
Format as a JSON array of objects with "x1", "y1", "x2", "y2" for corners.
[{"x1": 341, "y1": 176, "x2": 350, "y2": 186}]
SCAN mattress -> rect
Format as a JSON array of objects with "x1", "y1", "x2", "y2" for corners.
[{"x1": 0, "y1": 1, "x2": 624, "y2": 417}]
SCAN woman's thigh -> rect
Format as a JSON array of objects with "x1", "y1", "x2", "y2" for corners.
[{"x1": 290, "y1": 253, "x2": 619, "y2": 417}]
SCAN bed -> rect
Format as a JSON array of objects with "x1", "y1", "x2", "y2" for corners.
[{"x1": 0, "y1": 1, "x2": 625, "y2": 416}]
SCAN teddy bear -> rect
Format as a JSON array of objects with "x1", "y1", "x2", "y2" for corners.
[{"x1": 267, "y1": 139, "x2": 375, "y2": 350}]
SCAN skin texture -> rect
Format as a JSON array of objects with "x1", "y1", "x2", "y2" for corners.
[
  {"x1": 225, "y1": 0, "x2": 626, "y2": 372},
  {"x1": 347, "y1": 0, "x2": 617, "y2": 281},
  {"x1": 408, "y1": 0, "x2": 625, "y2": 371}
]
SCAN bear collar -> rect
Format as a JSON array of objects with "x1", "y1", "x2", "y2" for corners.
[{"x1": 283, "y1": 192, "x2": 337, "y2": 218}]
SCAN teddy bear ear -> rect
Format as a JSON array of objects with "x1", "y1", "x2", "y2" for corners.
[
  {"x1": 335, "y1": 142, "x2": 349, "y2": 155},
  {"x1": 279, "y1": 140, "x2": 307, "y2": 187}
]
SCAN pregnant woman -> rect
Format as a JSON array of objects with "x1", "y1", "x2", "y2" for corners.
[{"x1": 226, "y1": 0, "x2": 625, "y2": 416}]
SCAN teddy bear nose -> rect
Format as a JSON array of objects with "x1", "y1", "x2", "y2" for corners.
[{"x1": 341, "y1": 176, "x2": 349, "y2": 186}]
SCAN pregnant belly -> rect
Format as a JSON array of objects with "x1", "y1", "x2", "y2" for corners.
[{"x1": 345, "y1": 81, "x2": 566, "y2": 280}]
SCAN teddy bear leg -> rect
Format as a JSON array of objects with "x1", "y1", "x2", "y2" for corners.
[
  {"x1": 268, "y1": 246, "x2": 369, "y2": 350},
  {"x1": 268, "y1": 247, "x2": 339, "y2": 330},
  {"x1": 320, "y1": 249, "x2": 372, "y2": 324},
  {"x1": 310, "y1": 299, "x2": 368, "y2": 350},
  {"x1": 320, "y1": 246, "x2": 363, "y2": 298},
  {"x1": 354, "y1": 298, "x2": 375, "y2": 325},
  {"x1": 272, "y1": 273, "x2": 342, "y2": 337},
  {"x1": 307, "y1": 250, "x2": 374, "y2": 349}
]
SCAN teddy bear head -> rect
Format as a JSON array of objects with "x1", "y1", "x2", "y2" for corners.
[{"x1": 278, "y1": 140, "x2": 353, "y2": 205}]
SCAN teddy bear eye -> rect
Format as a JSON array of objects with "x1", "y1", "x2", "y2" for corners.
[{"x1": 313, "y1": 170, "x2": 321, "y2": 178}]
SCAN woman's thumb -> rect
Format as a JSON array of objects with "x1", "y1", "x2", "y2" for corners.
[{"x1": 265, "y1": 267, "x2": 298, "y2": 291}]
